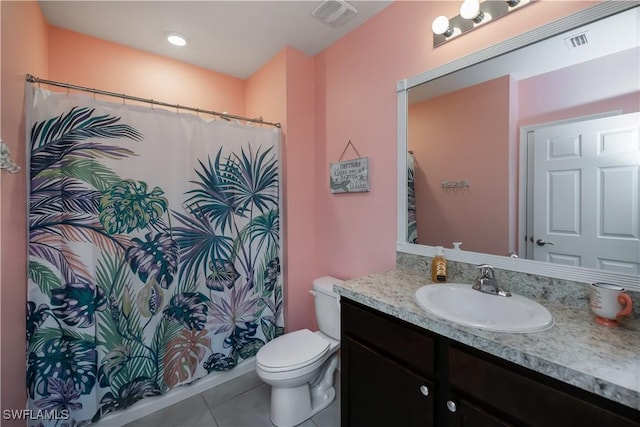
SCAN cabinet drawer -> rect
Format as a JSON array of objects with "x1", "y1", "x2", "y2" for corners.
[
  {"x1": 449, "y1": 346, "x2": 640, "y2": 427},
  {"x1": 341, "y1": 299, "x2": 435, "y2": 377}
]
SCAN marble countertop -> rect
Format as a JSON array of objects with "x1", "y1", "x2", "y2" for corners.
[{"x1": 334, "y1": 269, "x2": 640, "y2": 411}]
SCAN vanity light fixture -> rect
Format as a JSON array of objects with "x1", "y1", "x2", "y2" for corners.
[
  {"x1": 432, "y1": 0, "x2": 532, "y2": 47},
  {"x1": 165, "y1": 31, "x2": 189, "y2": 47}
]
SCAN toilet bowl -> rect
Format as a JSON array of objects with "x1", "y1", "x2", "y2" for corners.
[{"x1": 256, "y1": 276, "x2": 342, "y2": 427}]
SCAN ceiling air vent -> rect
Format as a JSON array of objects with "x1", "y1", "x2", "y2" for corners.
[
  {"x1": 564, "y1": 31, "x2": 591, "y2": 49},
  {"x1": 312, "y1": 0, "x2": 358, "y2": 28}
]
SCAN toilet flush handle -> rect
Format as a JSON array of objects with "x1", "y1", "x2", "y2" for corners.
[{"x1": 308, "y1": 290, "x2": 341, "y2": 312}]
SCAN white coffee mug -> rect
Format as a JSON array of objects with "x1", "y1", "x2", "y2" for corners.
[{"x1": 589, "y1": 282, "x2": 633, "y2": 327}]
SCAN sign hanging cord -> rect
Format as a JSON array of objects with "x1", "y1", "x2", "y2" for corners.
[{"x1": 338, "y1": 139, "x2": 362, "y2": 161}]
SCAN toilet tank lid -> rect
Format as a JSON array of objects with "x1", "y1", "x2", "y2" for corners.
[{"x1": 313, "y1": 276, "x2": 343, "y2": 296}]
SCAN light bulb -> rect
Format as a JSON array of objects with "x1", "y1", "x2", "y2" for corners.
[
  {"x1": 460, "y1": 0, "x2": 484, "y2": 23},
  {"x1": 432, "y1": 16, "x2": 453, "y2": 36},
  {"x1": 460, "y1": 0, "x2": 479, "y2": 19}
]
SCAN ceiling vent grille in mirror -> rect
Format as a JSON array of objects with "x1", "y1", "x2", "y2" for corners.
[
  {"x1": 312, "y1": 0, "x2": 358, "y2": 28},
  {"x1": 565, "y1": 31, "x2": 590, "y2": 49}
]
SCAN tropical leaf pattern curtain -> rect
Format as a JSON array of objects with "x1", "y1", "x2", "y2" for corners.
[
  {"x1": 407, "y1": 152, "x2": 418, "y2": 244},
  {"x1": 25, "y1": 87, "x2": 283, "y2": 426}
]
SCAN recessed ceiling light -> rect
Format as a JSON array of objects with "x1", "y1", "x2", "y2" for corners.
[{"x1": 165, "y1": 31, "x2": 189, "y2": 47}]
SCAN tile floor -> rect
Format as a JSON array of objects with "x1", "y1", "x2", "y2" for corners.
[{"x1": 124, "y1": 370, "x2": 340, "y2": 427}]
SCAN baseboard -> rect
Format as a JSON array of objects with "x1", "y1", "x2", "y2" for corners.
[{"x1": 97, "y1": 358, "x2": 256, "y2": 427}]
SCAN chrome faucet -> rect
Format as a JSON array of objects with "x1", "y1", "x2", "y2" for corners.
[{"x1": 473, "y1": 264, "x2": 511, "y2": 297}]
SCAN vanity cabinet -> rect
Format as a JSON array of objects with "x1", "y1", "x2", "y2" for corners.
[{"x1": 341, "y1": 298, "x2": 640, "y2": 427}]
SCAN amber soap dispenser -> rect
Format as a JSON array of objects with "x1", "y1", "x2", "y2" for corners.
[{"x1": 431, "y1": 246, "x2": 448, "y2": 283}]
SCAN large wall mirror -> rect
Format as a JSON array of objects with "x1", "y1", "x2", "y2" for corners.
[{"x1": 397, "y1": 2, "x2": 640, "y2": 290}]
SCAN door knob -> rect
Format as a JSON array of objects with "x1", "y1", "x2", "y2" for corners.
[
  {"x1": 536, "y1": 239, "x2": 554, "y2": 246},
  {"x1": 446, "y1": 400, "x2": 457, "y2": 412},
  {"x1": 419, "y1": 385, "x2": 430, "y2": 396}
]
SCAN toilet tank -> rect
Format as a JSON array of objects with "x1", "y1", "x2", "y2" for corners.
[{"x1": 312, "y1": 276, "x2": 342, "y2": 340}]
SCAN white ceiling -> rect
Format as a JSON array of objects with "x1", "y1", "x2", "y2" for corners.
[{"x1": 38, "y1": 0, "x2": 392, "y2": 80}]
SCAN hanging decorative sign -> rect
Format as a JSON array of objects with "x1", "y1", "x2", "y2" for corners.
[{"x1": 330, "y1": 140, "x2": 370, "y2": 194}]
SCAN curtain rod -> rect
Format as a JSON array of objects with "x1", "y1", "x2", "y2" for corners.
[{"x1": 26, "y1": 74, "x2": 281, "y2": 128}]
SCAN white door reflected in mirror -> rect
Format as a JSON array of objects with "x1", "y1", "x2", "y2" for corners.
[{"x1": 529, "y1": 112, "x2": 640, "y2": 275}]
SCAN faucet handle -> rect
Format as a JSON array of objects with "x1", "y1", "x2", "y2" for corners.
[
  {"x1": 473, "y1": 264, "x2": 510, "y2": 297},
  {"x1": 476, "y1": 264, "x2": 495, "y2": 278}
]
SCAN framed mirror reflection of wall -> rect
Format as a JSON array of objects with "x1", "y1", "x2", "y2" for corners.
[{"x1": 397, "y1": 2, "x2": 640, "y2": 290}]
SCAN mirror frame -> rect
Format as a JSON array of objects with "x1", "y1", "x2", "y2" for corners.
[{"x1": 397, "y1": 2, "x2": 640, "y2": 290}]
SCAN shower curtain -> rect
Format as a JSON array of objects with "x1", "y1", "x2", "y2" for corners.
[
  {"x1": 407, "y1": 152, "x2": 418, "y2": 244},
  {"x1": 25, "y1": 87, "x2": 283, "y2": 426}
]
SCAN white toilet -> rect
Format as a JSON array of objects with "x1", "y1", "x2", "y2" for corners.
[{"x1": 256, "y1": 276, "x2": 342, "y2": 427}]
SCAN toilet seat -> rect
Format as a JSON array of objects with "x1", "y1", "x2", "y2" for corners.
[{"x1": 257, "y1": 329, "x2": 329, "y2": 372}]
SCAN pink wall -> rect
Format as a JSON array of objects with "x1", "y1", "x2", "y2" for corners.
[
  {"x1": 246, "y1": 48, "x2": 319, "y2": 332},
  {"x1": 313, "y1": 1, "x2": 595, "y2": 279},
  {"x1": 1, "y1": 1, "x2": 49, "y2": 421},
  {"x1": 409, "y1": 76, "x2": 512, "y2": 255},
  {"x1": 282, "y1": 50, "x2": 319, "y2": 331},
  {"x1": 47, "y1": 26, "x2": 245, "y2": 114}
]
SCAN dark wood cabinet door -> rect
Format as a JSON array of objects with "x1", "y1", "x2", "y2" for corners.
[{"x1": 342, "y1": 337, "x2": 434, "y2": 427}]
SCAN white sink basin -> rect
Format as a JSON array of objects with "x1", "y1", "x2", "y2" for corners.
[{"x1": 415, "y1": 283, "x2": 554, "y2": 333}]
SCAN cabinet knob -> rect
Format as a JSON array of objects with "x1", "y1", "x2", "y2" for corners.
[
  {"x1": 446, "y1": 400, "x2": 457, "y2": 413},
  {"x1": 419, "y1": 385, "x2": 430, "y2": 396}
]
